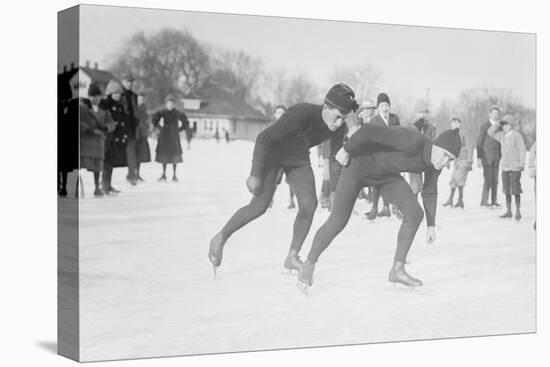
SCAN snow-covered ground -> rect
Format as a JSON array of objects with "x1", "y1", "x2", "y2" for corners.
[{"x1": 61, "y1": 137, "x2": 536, "y2": 362}]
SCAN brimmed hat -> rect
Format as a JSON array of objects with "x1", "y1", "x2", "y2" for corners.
[
  {"x1": 121, "y1": 71, "x2": 134, "y2": 82},
  {"x1": 324, "y1": 83, "x2": 358, "y2": 114},
  {"x1": 105, "y1": 80, "x2": 123, "y2": 95},
  {"x1": 434, "y1": 129, "x2": 462, "y2": 158},
  {"x1": 359, "y1": 100, "x2": 376, "y2": 110},
  {"x1": 377, "y1": 93, "x2": 390, "y2": 107}
]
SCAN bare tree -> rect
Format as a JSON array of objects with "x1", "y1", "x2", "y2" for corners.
[
  {"x1": 330, "y1": 62, "x2": 383, "y2": 101},
  {"x1": 110, "y1": 29, "x2": 210, "y2": 105}
]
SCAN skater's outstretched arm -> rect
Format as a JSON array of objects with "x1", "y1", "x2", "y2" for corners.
[
  {"x1": 344, "y1": 124, "x2": 419, "y2": 156},
  {"x1": 251, "y1": 106, "x2": 311, "y2": 176}
]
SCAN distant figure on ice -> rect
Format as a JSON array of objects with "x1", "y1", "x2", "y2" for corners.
[
  {"x1": 135, "y1": 92, "x2": 152, "y2": 181},
  {"x1": 224, "y1": 128, "x2": 231, "y2": 143},
  {"x1": 487, "y1": 115, "x2": 526, "y2": 220},
  {"x1": 79, "y1": 84, "x2": 115, "y2": 197},
  {"x1": 365, "y1": 93, "x2": 401, "y2": 220},
  {"x1": 214, "y1": 128, "x2": 220, "y2": 143},
  {"x1": 101, "y1": 80, "x2": 129, "y2": 194},
  {"x1": 185, "y1": 122, "x2": 194, "y2": 150},
  {"x1": 476, "y1": 105, "x2": 502, "y2": 208},
  {"x1": 443, "y1": 116, "x2": 472, "y2": 208},
  {"x1": 297, "y1": 124, "x2": 461, "y2": 290},
  {"x1": 208, "y1": 84, "x2": 359, "y2": 276},
  {"x1": 152, "y1": 95, "x2": 189, "y2": 182}
]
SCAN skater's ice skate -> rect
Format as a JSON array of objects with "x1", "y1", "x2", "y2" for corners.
[
  {"x1": 454, "y1": 199, "x2": 464, "y2": 209},
  {"x1": 297, "y1": 260, "x2": 315, "y2": 292},
  {"x1": 388, "y1": 261, "x2": 423, "y2": 288},
  {"x1": 283, "y1": 250, "x2": 303, "y2": 275},
  {"x1": 442, "y1": 199, "x2": 453, "y2": 207},
  {"x1": 500, "y1": 210, "x2": 513, "y2": 218},
  {"x1": 515, "y1": 210, "x2": 522, "y2": 221},
  {"x1": 208, "y1": 232, "x2": 226, "y2": 278}
]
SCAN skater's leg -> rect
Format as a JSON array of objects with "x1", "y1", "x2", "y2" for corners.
[
  {"x1": 172, "y1": 163, "x2": 178, "y2": 181},
  {"x1": 481, "y1": 164, "x2": 490, "y2": 205},
  {"x1": 220, "y1": 165, "x2": 280, "y2": 240},
  {"x1": 444, "y1": 187, "x2": 455, "y2": 206},
  {"x1": 285, "y1": 165, "x2": 318, "y2": 253},
  {"x1": 490, "y1": 164, "x2": 499, "y2": 205},
  {"x1": 380, "y1": 177, "x2": 424, "y2": 263},
  {"x1": 306, "y1": 166, "x2": 363, "y2": 263}
]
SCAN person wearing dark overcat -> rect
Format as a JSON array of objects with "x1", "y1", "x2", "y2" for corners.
[
  {"x1": 477, "y1": 105, "x2": 502, "y2": 208},
  {"x1": 298, "y1": 123, "x2": 461, "y2": 289},
  {"x1": 208, "y1": 84, "x2": 358, "y2": 276}
]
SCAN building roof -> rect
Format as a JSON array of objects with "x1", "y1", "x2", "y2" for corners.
[
  {"x1": 187, "y1": 83, "x2": 269, "y2": 121},
  {"x1": 79, "y1": 66, "x2": 115, "y2": 85}
]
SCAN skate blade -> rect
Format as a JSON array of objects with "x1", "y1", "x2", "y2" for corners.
[
  {"x1": 389, "y1": 280, "x2": 419, "y2": 291},
  {"x1": 213, "y1": 265, "x2": 218, "y2": 280},
  {"x1": 296, "y1": 281, "x2": 310, "y2": 296}
]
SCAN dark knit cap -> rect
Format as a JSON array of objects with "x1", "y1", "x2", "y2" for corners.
[
  {"x1": 324, "y1": 83, "x2": 358, "y2": 113},
  {"x1": 122, "y1": 71, "x2": 134, "y2": 82},
  {"x1": 434, "y1": 129, "x2": 461, "y2": 158},
  {"x1": 88, "y1": 83, "x2": 102, "y2": 97},
  {"x1": 377, "y1": 92, "x2": 391, "y2": 107}
]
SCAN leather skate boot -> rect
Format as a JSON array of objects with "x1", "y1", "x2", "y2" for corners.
[
  {"x1": 208, "y1": 232, "x2": 226, "y2": 278},
  {"x1": 283, "y1": 249, "x2": 303, "y2": 275},
  {"x1": 515, "y1": 210, "x2": 522, "y2": 221},
  {"x1": 454, "y1": 199, "x2": 464, "y2": 209},
  {"x1": 388, "y1": 261, "x2": 423, "y2": 288},
  {"x1": 297, "y1": 260, "x2": 316, "y2": 290},
  {"x1": 442, "y1": 199, "x2": 453, "y2": 207},
  {"x1": 158, "y1": 174, "x2": 167, "y2": 181},
  {"x1": 378, "y1": 206, "x2": 391, "y2": 217},
  {"x1": 365, "y1": 207, "x2": 378, "y2": 220},
  {"x1": 93, "y1": 188, "x2": 104, "y2": 197}
]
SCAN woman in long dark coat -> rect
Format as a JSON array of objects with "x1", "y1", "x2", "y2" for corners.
[
  {"x1": 152, "y1": 95, "x2": 189, "y2": 181},
  {"x1": 100, "y1": 80, "x2": 129, "y2": 194}
]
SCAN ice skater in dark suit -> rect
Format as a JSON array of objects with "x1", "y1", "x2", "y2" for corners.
[
  {"x1": 476, "y1": 105, "x2": 502, "y2": 207},
  {"x1": 208, "y1": 84, "x2": 358, "y2": 277},
  {"x1": 297, "y1": 124, "x2": 461, "y2": 289}
]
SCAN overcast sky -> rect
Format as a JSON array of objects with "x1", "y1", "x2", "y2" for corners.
[{"x1": 74, "y1": 4, "x2": 536, "y2": 108}]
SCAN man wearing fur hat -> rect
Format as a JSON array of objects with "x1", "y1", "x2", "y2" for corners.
[
  {"x1": 208, "y1": 84, "x2": 359, "y2": 276},
  {"x1": 298, "y1": 124, "x2": 461, "y2": 289},
  {"x1": 365, "y1": 93, "x2": 401, "y2": 220},
  {"x1": 476, "y1": 105, "x2": 502, "y2": 207},
  {"x1": 487, "y1": 115, "x2": 526, "y2": 220}
]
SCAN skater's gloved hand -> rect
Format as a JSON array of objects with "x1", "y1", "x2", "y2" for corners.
[
  {"x1": 335, "y1": 147, "x2": 350, "y2": 166},
  {"x1": 246, "y1": 176, "x2": 262, "y2": 196},
  {"x1": 426, "y1": 226, "x2": 436, "y2": 244},
  {"x1": 477, "y1": 158, "x2": 482, "y2": 169}
]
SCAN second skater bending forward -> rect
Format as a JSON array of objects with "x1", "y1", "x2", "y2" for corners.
[
  {"x1": 209, "y1": 84, "x2": 359, "y2": 275},
  {"x1": 298, "y1": 123, "x2": 461, "y2": 288}
]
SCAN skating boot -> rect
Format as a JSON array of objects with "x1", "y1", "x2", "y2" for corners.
[
  {"x1": 480, "y1": 202, "x2": 491, "y2": 208},
  {"x1": 500, "y1": 211, "x2": 513, "y2": 218},
  {"x1": 137, "y1": 175, "x2": 145, "y2": 182},
  {"x1": 58, "y1": 188, "x2": 68, "y2": 197},
  {"x1": 297, "y1": 260, "x2": 315, "y2": 293},
  {"x1": 515, "y1": 210, "x2": 522, "y2": 221},
  {"x1": 454, "y1": 199, "x2": 464, "y2": 209},
  {"x1": 93, "y1": 188, "x2": 104, "y2": 197},
  {"x1": 172, "y1": 175, "x2": 178, "y2": 182},
  {"x1": 365, "y1": 207, "x2": 378, "y2": 220},
  {"x1": 442, "y1": 199, "x2": 453, "y2": 207},
  {"x1": 158, "y1": 174, "x2": 167, "y2": 181},
  {"x1": 283, "y1": 249, "x2": 303, "y2": 275},
  {"x1": 491, "y1": 202, "x2": 502, "y2": 208},
  {"x1": 378, "y1": 206, "x2": 391, "y2": 218},
  {"x1": 208, "y1": 232, "x2": 226, "y2": 279},
  {"x1": 388, "y1": 261, "x2": 423, "y2": 288}
]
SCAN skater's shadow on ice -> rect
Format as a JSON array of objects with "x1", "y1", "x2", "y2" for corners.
[{"x1": 36, "y1": 341, "x2": 57, "y2": 354}]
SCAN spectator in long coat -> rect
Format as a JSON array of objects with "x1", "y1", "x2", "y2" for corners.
[
  {"x1": 135, "y1": 93, "x2": 152, "y2": 181},
  {"x1": 100, "y1": 80, "x2": 129, "y2": 194},
  {"x1": 443, "y1": 116, "x2": 473, "y2": 208},
  {"x1": 80, "y1": 84, "x2": 113, "y2": 196},
  {"x1": 58, "y1": 76, "x2": 78, "y2": 197},
  {"x1": 120, "y1": 72, "x2": 139, "y2": 185},
  {"x1": 365, "y1": 92, "x2": 401, "y2": 220},
  {"x1": 476, "y1": 105, "x2": 502, "y2": 207},
  {"x1": 152, "y1": 95, "x2": 189, "y2": 181}
]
